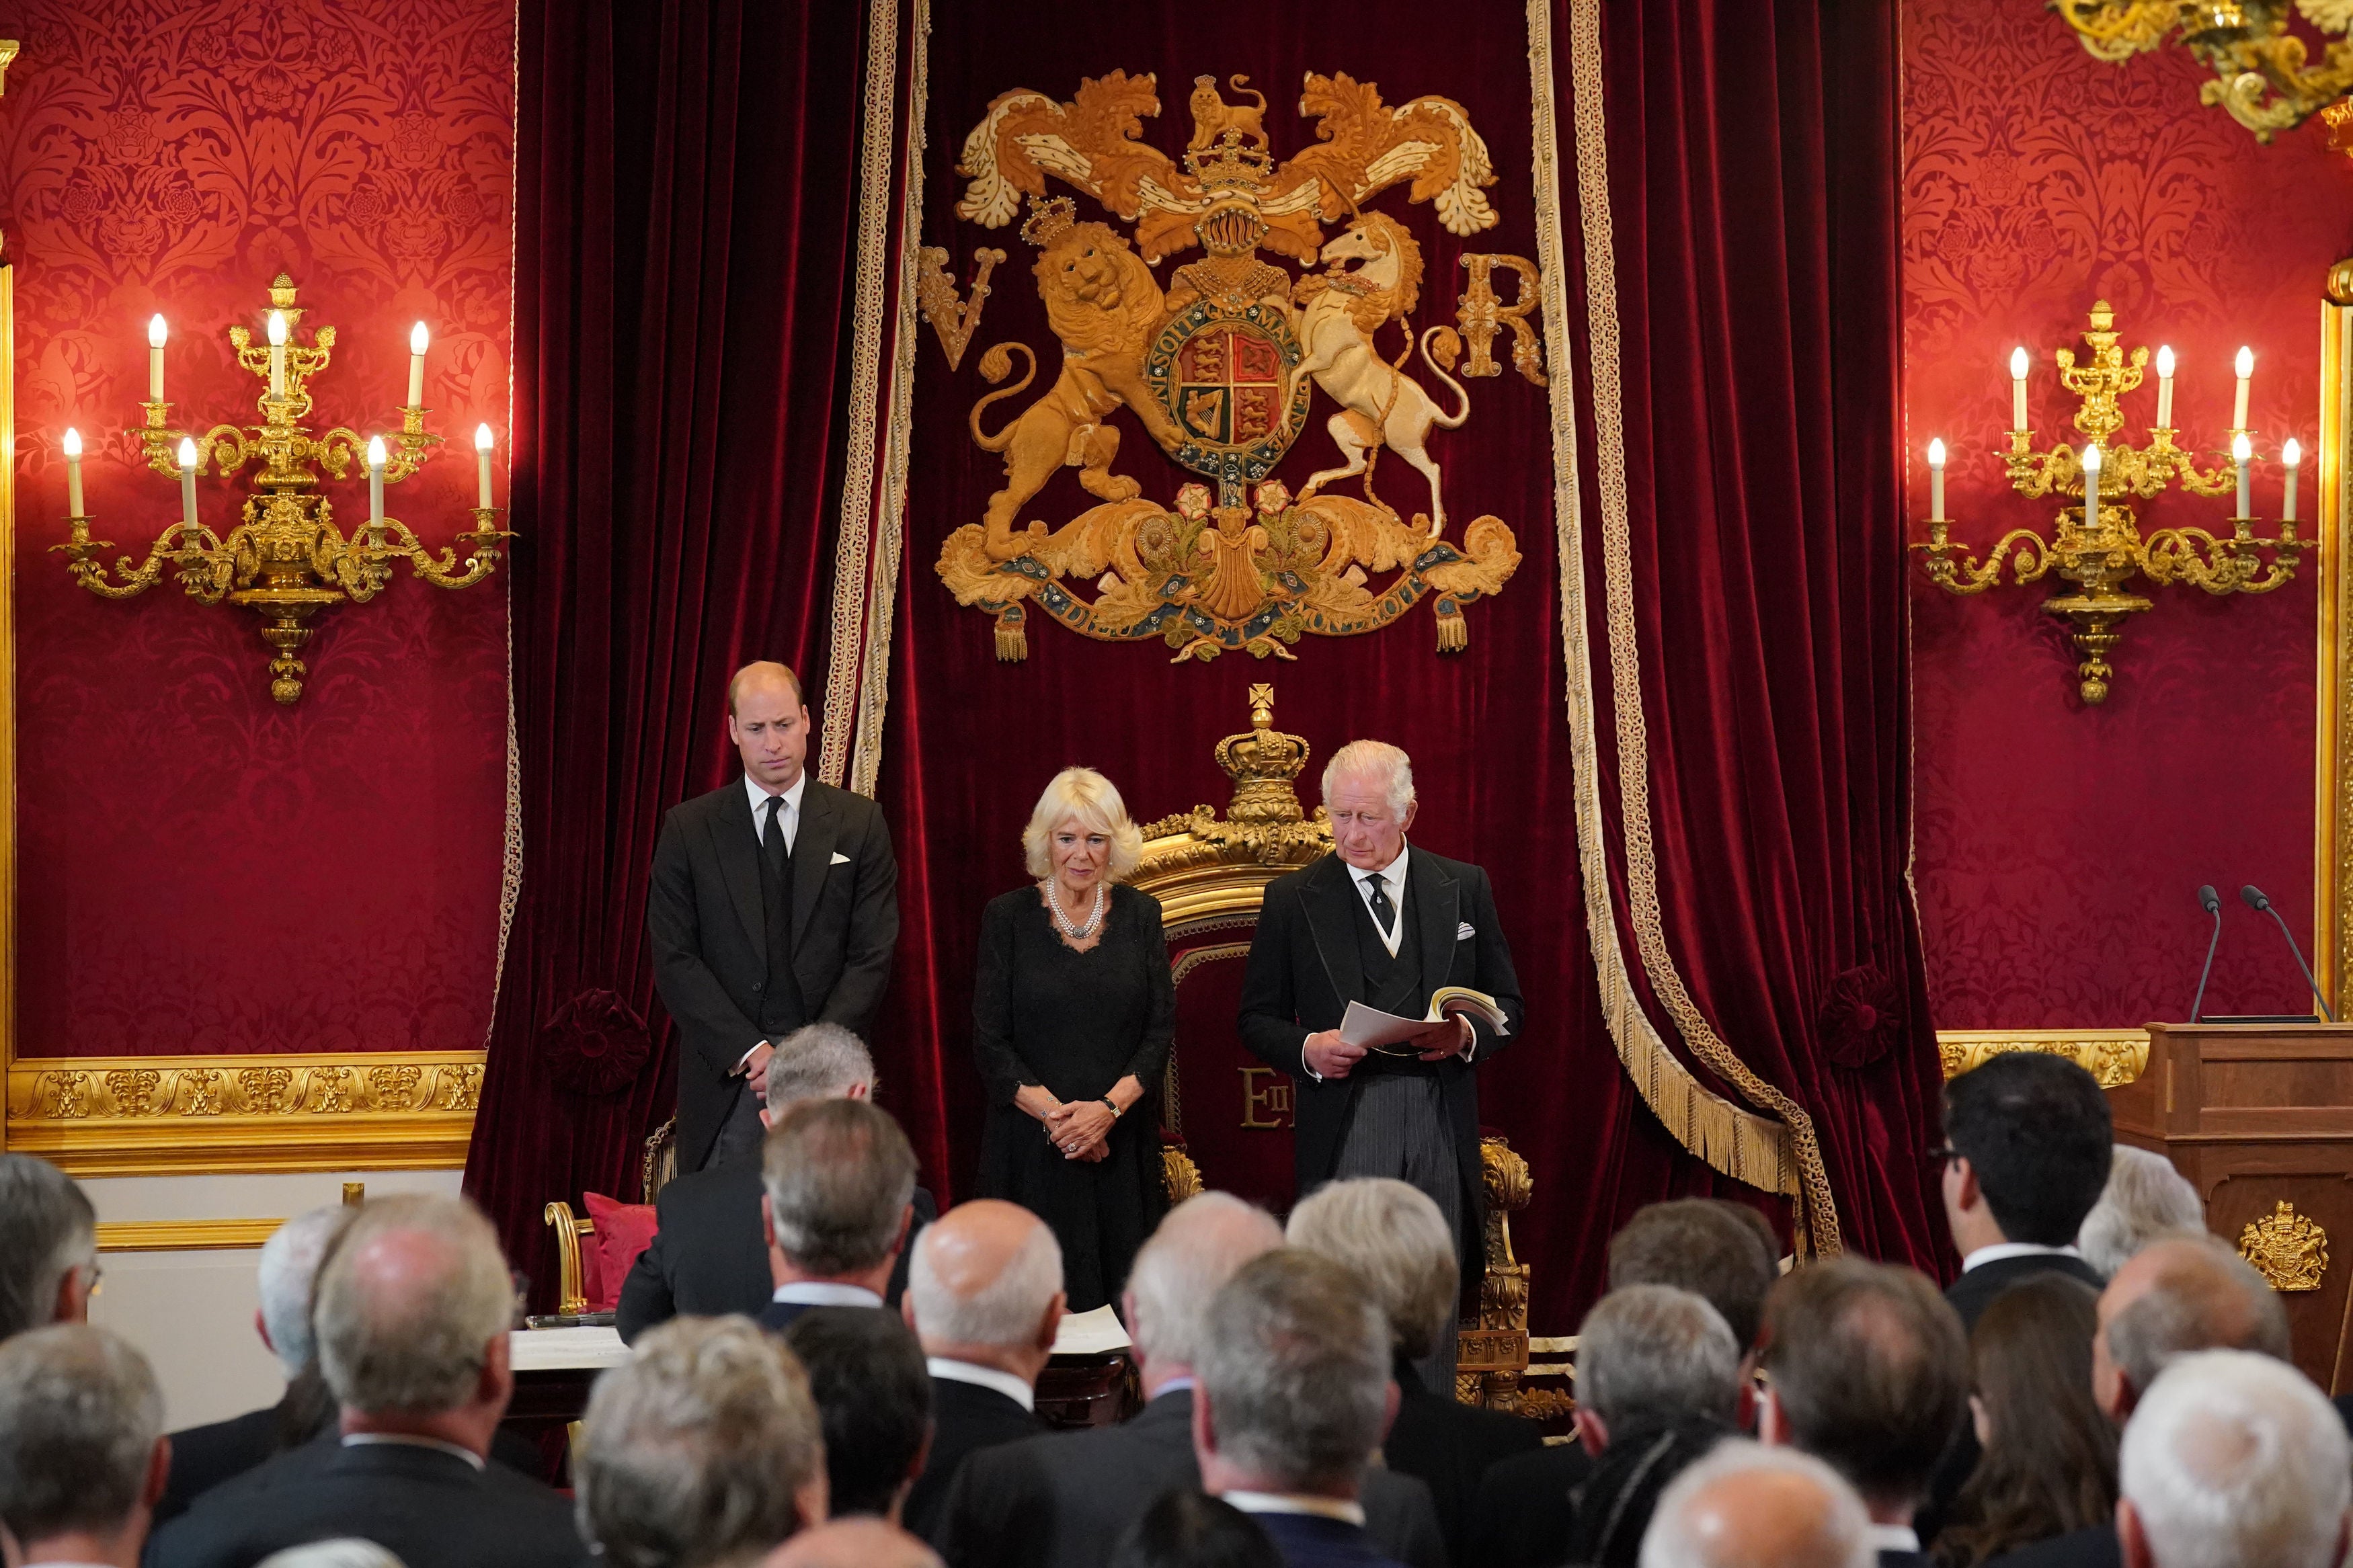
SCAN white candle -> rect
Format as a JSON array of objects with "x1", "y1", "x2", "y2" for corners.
[
  {"x1": 2233, "y1": 431, "x2": 2253, "y2": 517},
  {"x1": 1927, "y1": 438, "x2": 1947, "y2": 522},
  {"x1": 147, "y1": 315, "x2": 167, "y2": 402},
  {"x1": 474, "y1": 424, "x2": 495, "y2": 507},
  {"x1": 2283, "y1": 436, "x2": 2302, "y2": 523},
  {"x1": 407, "y1": 322, "x2": 428, "y2": 409},
  {"x1": 177, "y1": 437, "x2": 199, "y2": 530},
  {"x1": 62, "y1": 427, "x2": 84, "y2": 517},
  {"x1": 267, "y1": 311, "x2": 288, "y2": 399},
  {"x1": 2155, "y1": 344, "x2": 2175, "y2": 428},
  {"x1": 367, "y1": 435, "x2": 387, "y2": 526},
  {"x1": 2233, "y1": 345, "x2": 2254, "y2": 431},
  {"x1": 2010, "y1": 346, "x2": 2030, "y2": 433},
  {"x1": 2081, "y1": 442, "x2": 2101, "y2": 528}
]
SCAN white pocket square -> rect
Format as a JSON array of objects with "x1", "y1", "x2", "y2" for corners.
[
  {"x1": 830, "y1": 852, "x2": 852, "y2": 866},
  {"x1": 1457, "y1": 923, "x2": 1476, "y2": 941}
]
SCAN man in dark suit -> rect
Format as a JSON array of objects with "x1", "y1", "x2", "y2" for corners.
[
  {"x1": 785, "y1": 1308, "x2": 935, "y2": 1523},
  {"x1": 755, "y1": 1099, "x2": 920, "y2": 1333},
  {"x1": 0, "y1": 1325, "x2": 171, "y2": 1568},
  {"x1": 1938, "y1": 1053, "x2": 2112, "y2": 1329},
  {"x1": 151, "y1": 1195, "x2": 586, "y2": 1568},
  {"x1": 1238, "y1": 740, "x2": 1522, "y2": 1392},
  {"x1": 1757, "y1": 1260, "x2": 1968, "y2": 1568},
  {"x1": 649, "y1": 660, "x2": 899, "y2": 1175},
  {"x1": 928, "y1": 1194, "x2": 1445, "y2": 1568},
  {"x1": 616, "y1": 1026, "x2": 933, "y2": 1342},
  {"x1": 900, "y1": 1200, "x2": 1062, "y2": 1538}
]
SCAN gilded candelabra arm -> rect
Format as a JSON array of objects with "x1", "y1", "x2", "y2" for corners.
[
  {"x1": 132, "y1": 402, "x2": 190, "y2": 477},
  {"x1": 2003, "y1": 434, "x2": 2083, "y2": 498},
  {"x1": 1915, "y1": 523, "x2": 2054, "y2": 594},
  {"x1": 49, "y1": 517, "x2": 227, "y2": 603},
  {"x1": 360, "y1": 509, "x2": 512, "y2": 590},
  {"x1": 2200, "y1": 32, "x2": 2353, "y2": 140},
  {"x1": 2048, "y1": 0, "x2": 2182, "y2": 60},
  {"x1": 313, "y1": 426, "x2": 365, "y2": 481},
  {"x1": 384, "y1": 405, "x2": 443, "y2": 483},
  {"x1": 2141, "y1": 429, "x2": 2238, "y2": 497},
  {"x1": 195, "y1": 423, "x2": 257, "y2": 479},
  {"x1": 2143, "y1": 526, "x2": 2313, "y2": 595}
]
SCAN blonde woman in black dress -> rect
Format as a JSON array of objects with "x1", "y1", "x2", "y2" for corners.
[{"x1": 972, "y1": 767, "x2": 1173, "y2": 1311}]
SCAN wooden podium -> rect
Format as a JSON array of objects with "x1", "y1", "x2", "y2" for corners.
[{"x1": 2110, "y1": 1022, "x2": 2353, "y2": 1393}]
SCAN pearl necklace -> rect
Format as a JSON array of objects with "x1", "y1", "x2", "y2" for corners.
[{"x1": 1045, "y1": 878, "x2": 1106, "y2": 941}]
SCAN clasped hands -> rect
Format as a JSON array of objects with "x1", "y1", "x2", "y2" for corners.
[
  {"x1": 1302, "y1": 1016, "x2": 1475, "y2": 1079},
  {"x1": 1015, "y1": 1083, "x2": 1113, "y2": 1161}
]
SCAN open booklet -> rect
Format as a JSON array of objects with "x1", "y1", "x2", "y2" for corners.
[{"x1": 1338, "y1": 985, "x2": 1513, "y2": 1057}]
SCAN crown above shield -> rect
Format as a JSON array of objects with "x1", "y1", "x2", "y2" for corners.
[{"x1": 1019, "y1": 194, "x2": 1078, "y2": 247}]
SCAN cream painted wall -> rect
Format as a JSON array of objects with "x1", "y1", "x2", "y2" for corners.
[{"x1": 83, "y1": 1169, "x2": 464, "y2": 1430}]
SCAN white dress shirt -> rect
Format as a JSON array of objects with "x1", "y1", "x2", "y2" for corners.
[
  {"x1": 1222, "y1": 1491, "x2": 1367, "y2": 1526},
  {"x1": 744, "y1": 770, "x2": 807, "y2": 854},
  {"x1": 1349, "y1": 843, "x2": 1411, "y2": 957},
  {"x1": 1959, "y1": 1241, "x2": 2084, "y2": 1274},
  {"x1": 341, "y1": 1431, "x2": 487, "y2": 1471},
  {"x1": 1866, "y1": 1523, "x2": 1921, "y2": 1555},
  {"x1": 771, "y1": 1280, "x2": 883, "y2": 1309},
  {"x1": 926, "y1": 1356, "x2": 1037, "y2": 1412}
]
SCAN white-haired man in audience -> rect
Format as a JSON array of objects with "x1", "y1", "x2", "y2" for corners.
[
  {"x1": 1192, "y1": 1249, "x2": 1408, "y2": 1568},
  {"x1": 2075, "y1": 1147, "x2": 2204, "y2": 1280},
  {"x1": 621, "y1": 1023, "x2": 935, "y2": 1338},
  {"x1": 0, "y1": 1324, "x2": 171, "y2": 1568},
  {"x1": 900, "y1": 1199, "x2": 1064, "y2": 1537},
  {"x1": 928, "y1": 1192, "x2": 1445, "y2": 1568},
  {"x1": 0, "y1": 1152, "x2": 97, "y2": 1342},
  {"x1": 155, "y1": 1204, "x2": 354, "y2": 1524},
  {"x1": 575, "y1": 1315, "x2": 828, "y2": 1568},
  {"x1": 1286, "y1": 1178, "x2": 1541, "y2": 1565},
  {"x1": 150, "y1": 1194, "x2": 587, "y2": 1568},
  {"x1": 1640, "y1": 1440, "x2": 1876, "y2": 1568},
  {"x1": 2117, "y1": 1349, "x2": 2350, "y2": 1568}
]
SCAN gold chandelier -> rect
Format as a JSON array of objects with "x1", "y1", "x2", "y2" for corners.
[
  {"x1": 1914, "y1": 300, "x2": 2311, "y2": 704},
  {"x1": 52, "y1": 274, "x2": 511, "y2": 704},
  {"x1": 2051, "y1": 0, "x2": 2353, "y2": 140}
]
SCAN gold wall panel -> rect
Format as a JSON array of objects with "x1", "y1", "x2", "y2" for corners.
[
  {"x1": 1935, "y1": 1029, "x2": 2151, "y2": 1088},
  {"x1": 95, "y1": 1218, "x2": 284, "y2": 1251}
]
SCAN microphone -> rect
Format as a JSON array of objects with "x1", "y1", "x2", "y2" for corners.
[
  {"x1": 2240, "y1": 884, "x2": 2337, "y2": 1022},
  {"x1": 2189, "y1": 884, "x2": 2222, "y2": 1022}
]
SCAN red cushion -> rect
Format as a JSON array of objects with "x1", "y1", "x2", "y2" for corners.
[{"x1": 578, "y1": 1192, "x2": 657, "y2": 1311}]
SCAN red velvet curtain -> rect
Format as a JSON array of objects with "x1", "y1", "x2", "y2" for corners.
[
  {"x1": 1566, "y1": 0, "x2": 1947, "y2": 1271},
  {"x1": 463, "y1": 0, "x2": 873, "y2": 1288}
]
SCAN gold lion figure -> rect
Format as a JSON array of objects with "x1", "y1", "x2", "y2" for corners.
[
  {"x1": 1188, "y1": 74, "x2": 1269, "y2": 152},
  {"x1": 969, "y1": 221, "x2": 1183, "y2": 561}
]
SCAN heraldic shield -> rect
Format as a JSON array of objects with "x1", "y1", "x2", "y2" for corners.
[{"x1": 928, "y1": 71, "x2": 1532, "y2": 663}]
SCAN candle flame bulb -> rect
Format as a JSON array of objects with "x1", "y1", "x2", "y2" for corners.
[
  {"x1": 1927, "y1": 438, "x2": 1946, "y2": 467},
  {"x1": 147, "y1": 315, "x2": 167, "y2": 349},
  {"x1": 2284, "y1": 437, "x2": 2302, "y2": 468},
  {"x1": 62, "y1": 427, "x2": 81, "y2": 458},
  {"x1": 2081, "y1": 442, "x2": 2101, "y2": 473},
  {"x1": 267, "y1": 311, "x2": 288, "y2": 346},
  {"x1": 2009, "y1": 346, "x2": 2029, "y2": 380},
  {"x1": 2233, "y1": 432, "x2": 2253, "y2": 464},
  {"x1": 473, "y1": 424, "x2": 495, "y2": 507},
  {"x1": 475, "y1": 423, "x2": 494, "y2": 451},
  {"x1": 177, "y1": 436, "x2": 198, "y2": 470},
  {"x1": 2236, "y1": 346, "x2": 2254, "y2": 379},
  {"x1": 366, "y1": 435, "x2": 387, "y2": 468},
  {"x1": 2156, "y1": 345, "x2": 2174, "y2": 378},
  {"x1": 410, "y1": 321, "x2": 429, "y2": 356}
]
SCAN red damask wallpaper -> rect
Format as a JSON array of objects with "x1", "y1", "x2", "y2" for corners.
[
  {"x1": 0, "y1": 0, "x2": 513, "y2": 1057},
  {"x1": 1904, "y1": 0, "x2": 2350, "y2": 1027}
]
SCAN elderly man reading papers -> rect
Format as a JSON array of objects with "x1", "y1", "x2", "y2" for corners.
[{"x1": 1238, "y1": 739, "x2": 1523, "y2": 1390}]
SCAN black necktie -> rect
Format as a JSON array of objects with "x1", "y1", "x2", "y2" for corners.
[
  {"x1": 1363, "y1": 872, "x2": 1396, "y2": 938},
  {"x1": 763, "y1": 794, "x2": 791, "y2": 875}
]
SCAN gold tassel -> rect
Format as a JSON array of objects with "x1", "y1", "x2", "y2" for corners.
[{"x1": 994, "y1": 610, "x2": 1027, "y2": 662}]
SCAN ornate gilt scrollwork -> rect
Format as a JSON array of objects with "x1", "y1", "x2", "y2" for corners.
[{"x1": 2239, "y1": 1199, "x2": 2329, "y2": 1292}]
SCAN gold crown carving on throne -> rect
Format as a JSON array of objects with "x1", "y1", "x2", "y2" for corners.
[
  {"x1": 1214, "y1": 682, "x2": 1311, "y2": 827},
  {"x1": 1137, "y1": 685, "x2": 1331, "y2": 878}
]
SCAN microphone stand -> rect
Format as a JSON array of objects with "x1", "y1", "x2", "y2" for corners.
[
  {"x1": 2240, "y1": 884, "x2": 2336, "y2": 1023},
  {"x1": 2190, "y1": 885, "x2": 2222, "y2": 1023}
]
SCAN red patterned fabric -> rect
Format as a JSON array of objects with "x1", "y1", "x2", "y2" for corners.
[
  {"x1": 578, "y1": 1191, "x2": 657, "y2": 1311},
  {"x1": 2, "y1": 0, "x2": 514, "y2": 1058}
]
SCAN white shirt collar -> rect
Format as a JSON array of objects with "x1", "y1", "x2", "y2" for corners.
[
  {"x1": 1866, "y1": 1523, "x2": 1921, "y2": 1553},
  {"x1": 341, "y1": 1432, "x2": 487, "y2": 1471},
  {"x1": 772, "y1": 1280, "x2": 883, "y2": 1308},
  {"x1": 1222, "y1": 1491, "x2": 1367, "y2": 1526},
  {"x1": 1960, "y1": 1241, "x2": 2083, "y2": 1274},
  {"x1": 744, "y1": 769, "x2": 808, "y2": 824},
  {"x1": 1350, "y1": 840, "x2": 1410, "y2": 893},
  {"x1": 1348, "y1": 841, "x2": 1410, "y2": 955},
  {"x1": 926, "y1": 1356, "x2": 1037, "y2": 1412}
]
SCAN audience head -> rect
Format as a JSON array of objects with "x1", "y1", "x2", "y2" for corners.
[
  {"x1": 313, "y1": 1194, "x2": 514, "y2": 1428},
  {"x1": 1607, "y1": 1198, "x2": 1780, "y2": 1353},
  {"x1": 1941, "y1": 1053, "x2": 2113, "y2": 1249},
  {"x1": 1023, "y1": 766, "x2": 1144, "y2": 882},
  {"x1": 761, "y1": 1519, "x2": 943, "y2": 1568},
  {"x1": 253, "y1": 1545, "x2": 407, "y2": 1568},
  {"x1": 761, "y1": 1024, "x2": 877, "y2": 1121},
  {"x1": 1638, "y1": 1440, "x2": 1875, "y2": 1568},
  {"x1": 905, "y1": 1199, "x2": 1064, "y2": 1380},
  {"x1": 2094, "y1": 1231, "x2": 2288, "y2": 1421},
  {"x1": 1192, "y1": 1249, "x2": 1394, "y2": 1499},
  {"x1": 2117, "y1": 1349, "x2": 2351, "y2": 1568},
  {"x1": 1285, "y1": 1177, "x2": 1458, "y2": 1361},
  {"x1": 0, "y1": 1324, "x2": 169, "y2": 1562},
  {"x1": 255, "y1": 1204, "x2": 355, "y2": 1378},
  {"x1": 1123, "y1": 1192, "x2": 1283, "y2": 1377},
  {"x1": 0, "y1": 1153, "x2": 97, "y2": 1340},
  {"x1": 576, "y1": 1315, "x2": 826, "y2": 1568},
  {"x1": 1109, "y1": 1491, "x2": 1283, "y2": 1568},
  {"x1": 782, "y1": 1306, "x2": 932, "y2": 1522},
  {"x1": 1757, "y1": 1257, "x2": 1967, "y2": 1522},
  {"x1": 2077, "y1": 1146, "x2": 2204, "y2": 1280},
  {"x1": 1574, "y1": 1285, "x2": 1742, "y2": 1454},
  {"x1": 1939, "y1": 1274, "x2": 2117, "y2": 1565},
  {"x1": 761, "y1": 1098, "x2": 919, "y2": 1282}
]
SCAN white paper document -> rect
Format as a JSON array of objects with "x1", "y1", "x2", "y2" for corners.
[
  {"x1": 1051, "y1": 1303, "x2": 1134, "y2": 1356},
  {"x1": 1337, "y1": 999, "x2": 1464, "y2": 1053}
]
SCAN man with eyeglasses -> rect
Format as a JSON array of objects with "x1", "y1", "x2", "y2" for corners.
[
  {"x1": 0, "y1": 1153, "x2": 99, "y2": 1344},
  {"x1": 1238, "y1": 738, "x2": 1523, "y2": 1393}
]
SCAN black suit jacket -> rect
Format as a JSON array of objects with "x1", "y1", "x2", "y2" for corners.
[
  {"x1": 1985, "y1": 1525, "x2": 2121, "y2": 1568},
  {"x1": 154, "y1": 1404, "x2": 283, "y2": 1528},
  {"x1": 647, "y1": 775, "x2": 899, "y2": 1172},
  {"x1": 1237, "y1": 849, "x2": 1524, "y2": 1288},
  {"x1": 903, "y1": 1374, "x2": 1049, "y2": 1540},
  {"x1": 1382, "y1": 1357, "x2": 1542, "y2": 1565},
  {"x1": 148, "y1": 1435, "x2": 586, "y2": 1568},
  {"x1": 615, "y1": 1167, "x2": 933, "y2": 1342},
  {"x1": 1250, "y1": 1511, "x2": 1409, "y2": 1568},
  {"x1": 1465, "y1": 1440, "x2": 1593, "y2": 1568},
  {"x1": 926, "y1": 1388, "x2": 1445, "y2": 1568},
  {"x1": 1943, "y1": 1251, "x2": 2104, "y2": 1331}
]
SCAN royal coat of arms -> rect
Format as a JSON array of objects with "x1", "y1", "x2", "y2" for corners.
[{"x1": 925, "y1": 72, "x2": 1537, "y2": 663}]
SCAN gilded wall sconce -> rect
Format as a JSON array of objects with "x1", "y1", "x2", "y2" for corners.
[
  {"x1": 2052, "y1": 0, "x2": 2353, "y2": 142},
  {"x1": 1913, "y1": 300, "x2": 2311, "y2": 705},
  {"x1": 51, "y1": 274, "x2": 511, "y2": 704}
]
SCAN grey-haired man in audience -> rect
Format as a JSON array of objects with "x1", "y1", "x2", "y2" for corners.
[
  {"x1": 2075, "y1": 1147, "x2": 2204, "y2": 1280},
  {"x1": 1640, "y1": 1441, "x2": 1876, "y2": 1568},
  {"x1": 0, "y1": 1323, "x2": 171, "y2": 1568},
  {"x1": 0, "y1": 1152, "x2": 97, "y2": 1342}
]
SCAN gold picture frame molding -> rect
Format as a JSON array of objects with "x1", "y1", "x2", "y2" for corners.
[{"x1": 94, "y1": 1218, "x2": 286, "y2": 1251}]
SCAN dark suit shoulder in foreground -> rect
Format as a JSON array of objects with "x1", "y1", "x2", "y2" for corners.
[
  {"x1": 1465, "y1": 1439, "x2": 1593, "y2": 1568},
  {"x1": 153, "y1": 1404, "x2": 285, "y2": 1528},
  {"x1": 902, "y1": 1376, "x2": 1046, "y2": 1540},
  {"x1": 1942, "y1": 1252, "x2": 2104, "y2": 1331},
  {"x1": 148, "y1": 1437, "x2": 586, "y2": 1568},
  {"x1": 1248, "y1": 1512, "x2": 1409, "y2": 1568},
  {"x1": 1983, "y1": 1524, "x2": 2123, "y2": 1568},
  {"x1": 1382, "y1": 1360, "x2": 1542, "y2": 1563}
]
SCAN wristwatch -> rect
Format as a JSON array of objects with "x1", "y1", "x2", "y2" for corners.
[{"x1": 1101, "y1": 1096, "x2": 1122, "y2": 1118}]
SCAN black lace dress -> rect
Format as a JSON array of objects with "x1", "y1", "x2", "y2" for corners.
[{"x1": 971, "y1": 882, "x2": 1174, "y2": 1311}]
